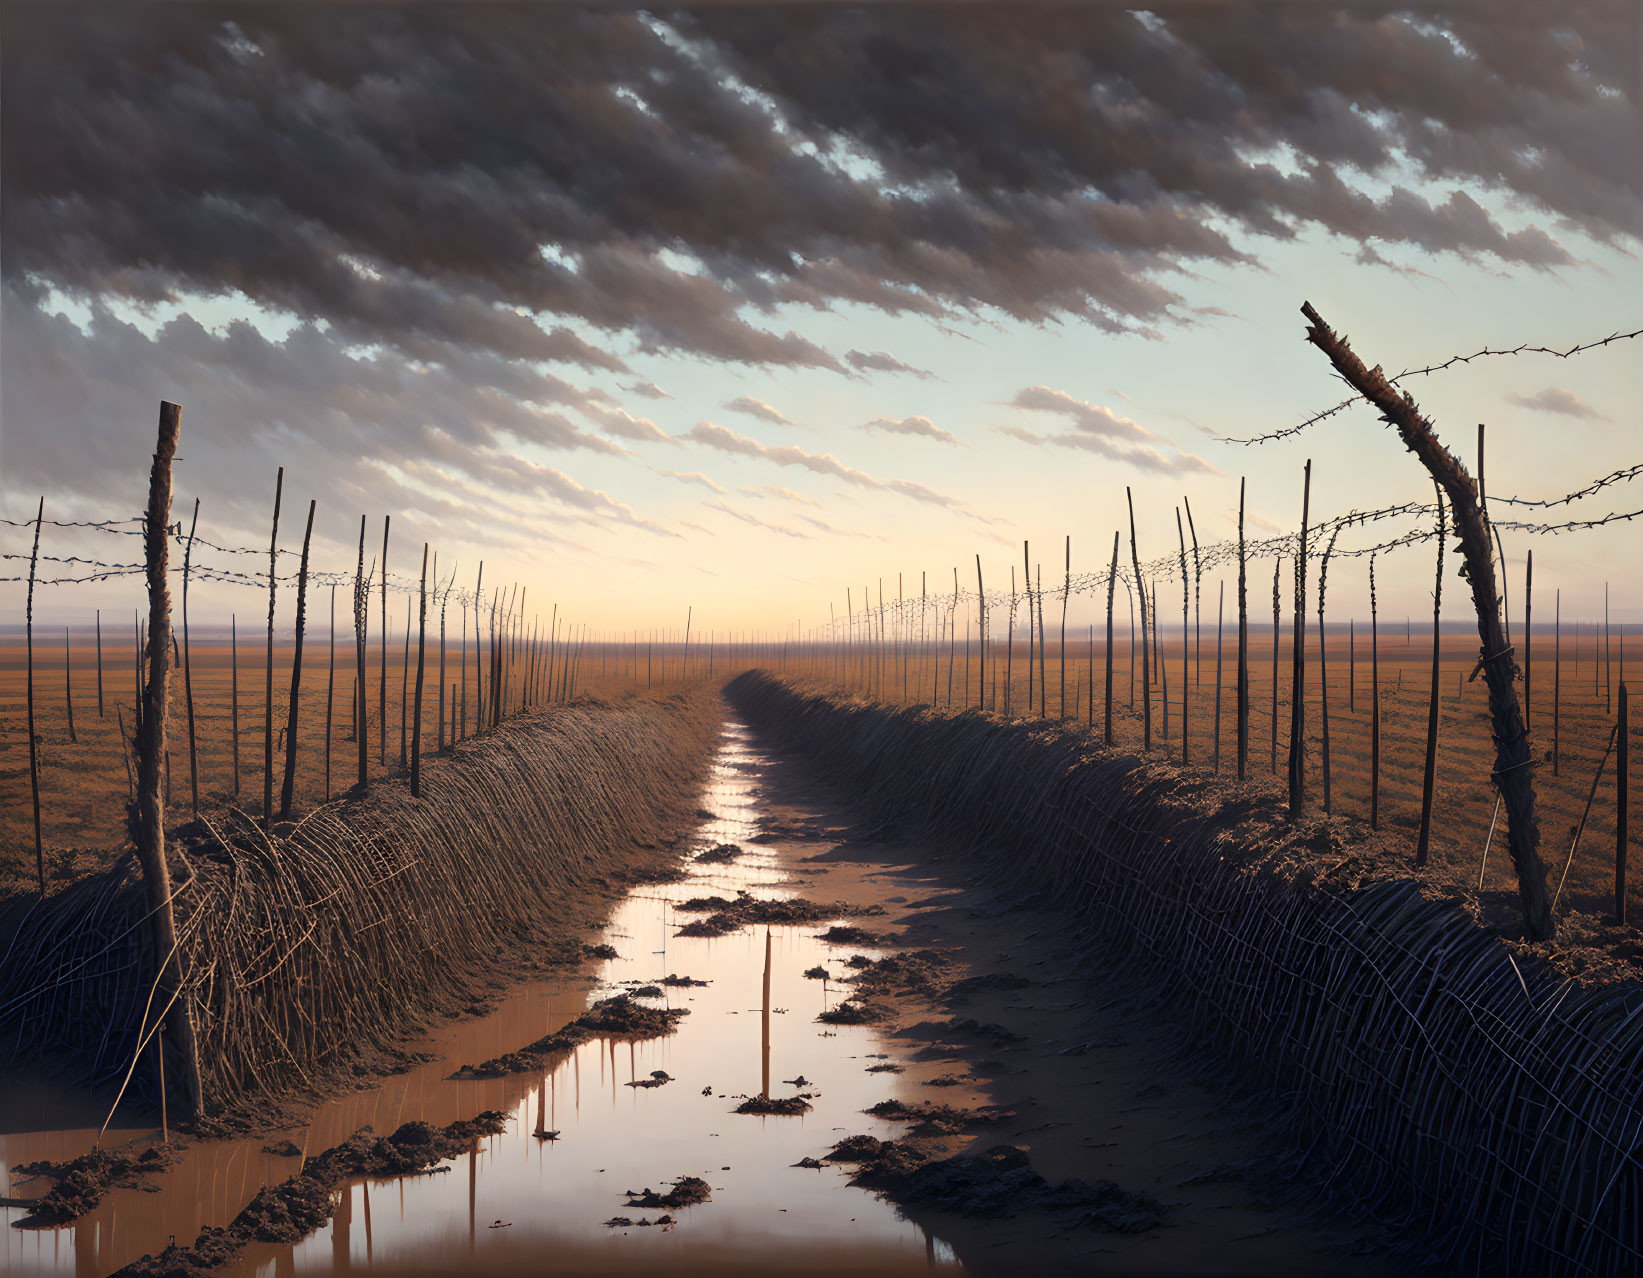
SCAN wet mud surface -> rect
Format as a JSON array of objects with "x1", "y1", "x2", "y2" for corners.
[{"x1": 4, "y1": 711, "x2": 1421, "y2": 1276}]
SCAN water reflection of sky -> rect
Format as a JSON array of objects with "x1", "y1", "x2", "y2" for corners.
[{"x1": 3, "y1": 722, "x2": 962, "y2": 1277}]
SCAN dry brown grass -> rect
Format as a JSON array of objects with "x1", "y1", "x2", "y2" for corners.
[
  {"x1": 0, "y1": 633, "x2": 702, "y2": 896},
  {"x1": 785, "y1": 627, "x2": 1638, "y2": 924}
]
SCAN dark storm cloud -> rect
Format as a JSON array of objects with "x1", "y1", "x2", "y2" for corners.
[{"x1": 2, "y1": 2, "x2": 1634, "y2": 525}]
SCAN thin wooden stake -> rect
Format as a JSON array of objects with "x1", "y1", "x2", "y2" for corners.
[
  {"x1": 96, "y1": 608, "x2": 105, "y2": 718},
  {"x1": 1371, "y1": 555, "x2": 1381, "y2": 831},
  {"x1": 325, "y1": 583, "x2": 336, "y2": 801},
  {"x1": 353, "y1": 516, "x2": 369, "y2": 791},
  {"x1": 1104, "y1": 531, "x2": 1118, "y2": 746},
  {"x1": 64, "y1": 626, "x2": 77, "y2": 745},
  {"x1": 1237, "y1": 478, "x2": 1249, "y2": 781},
  {"x1": 412, "y1": 543, "x2": 429, "y2": 797},
  {"x1": 264, "y1": 467, "x2": 284, "y2": 830},
  {"x1": 1127, "y1": 487, "x2": 1150, "y2": 751},
  {"x1": 180, "y1": 498, "x2": 199, "y2": 814},
  {"x1": 1213, "y1": 580, "x2": 1225, "y2": 773},
  {"x1": 278, "y1": 498, "x2": 316, "y2": 818},
  {"x1": 1288, "y1": 460, "x2": 1311, "y2": 817},
  {"x1": 1619, "y1": 682, "x2": 1630, "y2": 925},
  {"x1": 25, "y1": 496, "x2": 44, "y2": 895},
  {"x1": 1416, "y1": 485, "x2": 1446, "y2": 869}
]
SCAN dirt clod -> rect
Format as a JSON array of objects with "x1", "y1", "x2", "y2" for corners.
[
  {"x1": 453, "y1": 995, "x2": 688, "y2": 1079},
  {"x1": 694, "y1": 843, "x2": 744, "y2": 864},
  {"x1": 625, "y1": 1176, "x2": 711, "y2": 1208},
  {"x1": 735, "y1": 1095, "x2": 814, "y2": 1115},
  {"x1": 8, "y1": 1145, "x2": 182, "y2": 1228}
]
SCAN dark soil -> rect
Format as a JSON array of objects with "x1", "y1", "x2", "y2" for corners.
[
  {"x1": 451, "y1": 995, "x2": 688, "y2": 1080},
  {"x1": 660, "y1": 973, "x2": 709, "y2": 987},
  {"x1": 847, "y1": 949, "x2": 955, "y2": 998},
  {"x1": 261, "y1": 1140, "x2": 302, "y2": 1158},
  {"x1": 734, "y1": 1095, "x2": 814, "y2": 1115},
  {"x1": 693, "y1": 843, "x2": 745, "y2": 864},
  {"x1": 819, "y1": 924, "x2": 886, "y2": 946},
  {"x1": 671, "y1": 891, "x2": 878, "y2": 938},
  {"x1": 817, "y1": 999, "x2": 894, "y2": 1025},
  {"x1": 631, "y1": 984, "x2": 665, "y2": 997},
  {"x1": 111, "y1": 1112, "x2": 509, "y2": 1276},
  {"x1": 866, "y1": 1100, "x2": 1012, "y2": 1134},
  {"x1": 624, "y1": 1176, "x2": 711, "y2": 1208},
  {"x1": 626, "y1": 1070, "x2": 673, "y2": 1089},
  {"x1": 941, "y1": 973, "x2": 1032, "y2": 1007},
  {"x1": 7, "y1": 1144, "x2": 181, "y2": 1227},
  {"x1": 581, "y1": 943, "x2": 621, "y2": 960},
  {"x1": 803, "y1": 965, "x2": 830, "y2": 979}
]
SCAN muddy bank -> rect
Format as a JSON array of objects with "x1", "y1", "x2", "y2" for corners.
[
  {"x1": 0, "y1": 689, "x2": 724, "y2": 1123},
  {"x1": 728, "y1": 672, "x2": 1643, "y2": 1278}
]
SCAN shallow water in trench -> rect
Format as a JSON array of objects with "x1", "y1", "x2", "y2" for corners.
[{"x1": 2, "y1": 720, "x2": 963, "y2": 1277}]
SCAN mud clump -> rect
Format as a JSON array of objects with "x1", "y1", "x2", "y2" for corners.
[
  {"x1": 866, "y1": 1062, "x2": 905, "y2": 1074},
  {"x1": 944, "y1": 1017, "x2": 1025, "y2": 1045},
  {"x1": 8, "y1": 1145, "x2": 181, "y2": 1228},
  {"x1": 672, "y1": 891, "x2": 873, "y2": 939},
  {"x1": 693, "y1": 843, "x2": 745, "y2": 864},
  {"x1": 581, "y1": 943, "x2": 621, "y2": 961},
  {"x1": 735, "y1": 1095, "x2": 814, "y2": 1115},
  {"x1": 626, "y1": 1070, "x2": 673, "y2": 1089},
  {"x1": 848, "y1": 950, "x2": 953, "y2": 997},
  {"x1": 867, "y1": 1100, "x2": 1012, "y2": 1134},
  {"x1": 113, "y1": 1113, "x2": 509, "y2": 1276},
  {"x1": 660, "y1": 973, "x2": 709, "y2": 987},
  {"x1": 820, "y1": 924, "x2": 885, "y2": 947},
  {"x1": 817, "y1": 999, "x2": 894, "y2": 1025},
  {"x1": 631, "y1": 984, "x2": 664, "y2": 998},
  {"x1": 261, "y1": 1140, "x2": 303, "y2": 1158},
  {"x1": 625, "y1": 1176, "x2": 711, "y2": 1208},
  {"x1": 453, "y1": 995, "x2": 688, "y2": 1079}
]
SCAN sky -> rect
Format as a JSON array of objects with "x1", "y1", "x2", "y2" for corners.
[{"x1": 2, "y1": 2, "x2": 1640, "y2": 640}]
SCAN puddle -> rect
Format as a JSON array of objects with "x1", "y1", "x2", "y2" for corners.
[{"x1": 2, "y1": 720, "x2": 964, "y2": 1276}]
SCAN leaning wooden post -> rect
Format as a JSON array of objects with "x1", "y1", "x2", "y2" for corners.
[
  {"x1": 25, "y1": 497, "x2": 44, "y2": 894},
  {"x1": 263, "y1": 468, "x2": 284, "y2": 830},
  {"x1": 1619, "y1": 681, "x2": 1630, "y2": 925},
  {"x1": 278, "y1": 498, "x2": 316, "y2": 817},
  {"x1": 1370, "y1": 555, "x2": 1382, "y2": 831},
  {"x1": 133, "y1": 401, "x2": 203, "y2": 1121},
  {"x1": 1287, "y1": 461, "x2": 1311, "y2": 818},
  {"x1": 180, "y1": 498, "x2": 200, "y2": 815},
  {"x1": 1126, "y1": 487, "x2": 1151, "y2": 751},
  {"x1": 1416, "y1": 485, "x2": 1446, "y2": 869},
  {"x1": 1303, "y1": 301, "x2": 1553, "y2": 939},
  {"x1": 1237, "y1": 479, "x2": 1249, "y2": 781},
  {"x1": 353, "y1": 517, "x2": 370, "y2": 791},
  {"x1": 412, "y1": 544, "x2": 428, "y2": 797},
  {"x1": 1176, "y1": 508, "x2": 1190, "y2": 764},
  {"x1": 1104, "y1": 531, "x2": 1119, "y2": 746}
]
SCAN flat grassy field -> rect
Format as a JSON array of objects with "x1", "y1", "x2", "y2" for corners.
[{"x1": 2, "y1": 627, "x2": 1634, "y2": 926}]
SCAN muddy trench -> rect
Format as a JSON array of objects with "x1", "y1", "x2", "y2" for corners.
[{"x1": 4, "y1": 710, "x2": 1405, "y2": 1277}]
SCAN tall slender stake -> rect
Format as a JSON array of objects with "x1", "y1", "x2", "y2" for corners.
[
  {"x1": 25, "y1": 497, "x2": 44, "y2": 894},
  {"x1": 354, "y1": 517, "x2": 370, "y2": 791},
  {"x1": 379, "y1": 516, "x2": 390, "y2": 764},
  {"x1": 180, "y1": 499, "x2": 199, "y2": 813},
  {"x1": 1371, "y1": 555, "x2": 1381, "y2": 831},
  {"x1": 1127, "y1": 488, "x2": 1150, "y2": 751},
  {"x1": 231, "y1": 614, "x2": 240, "y2": 796},
  {"x1": 1237, "y1": 480, "x2": 1248, "y2": 781},
  {"x1": 96, "y1": 609, "x2": 105, "y2": 718},
  {"x1": 1060, "y1": 536, "x2": 1070, "y2": 718},
  {"x1": 1554, "y1": 589, "x2": 1562, "y2": 777},
  {"x1": 1619, "y1": 682, "x2": 1630, "y2": 924},
  {"x1": 1288, "y1": 461, "x2": 1311, "y2": 817},
  {"x1": 974, "y1": 557, "x2": 986, "y2": 710},
  {"x1": 1318, "y1": 527, "x2": 1339, "y2": 814},
  {"x1": 1416, "y1": 486, "x2": 1446, "y2": 868},
  {"x1": 64, "y1": 626, "x2": 77, "y2": 745},
  {"x1": 325, "y1": 584, "x2": 336, "y2": 800},
  {"x1": 412, "y1": 544, "x2": 428, "y2": 797},
  {"x1": 1104, "y1": 532, "x2": 1118, "y2": 746},
  {"x1": 1185, "y1": 497, "x2": 1202, "y2": 685},
  {"x1": 1271, "y1": 556, "x2": 1282, "y2": 775},
  {"x1": 1524, "y1": 548, "x2": 1533, "y2": 730},
  {"x1": 279, "y1": 498, "x2": 316, "y2": 817},
  {"x1": 263, "y1": 468, "x2": 284, "y2": 830},
  {"x1": 1176, "y1": 508, "x2": 1190, "y2": 764}
]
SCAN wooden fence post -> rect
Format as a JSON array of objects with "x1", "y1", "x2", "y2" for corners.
[
  {"x1": 64, "y1": 626, "x2": 77, "y2": 744},
  {"x1": 1271, "y1": 556, "x2": 1281, "y2": 775},
  {"x1": 1304, "y1": 301, "x2": 1553, "y2": 939},
  {"x1": 231, "y1": 615, "x2": 239, "y2": 796},
  {"x1": 1287, "y1": 460, "x2": 1311, "y2": 817},
  {"x1": 1371, "y1": 555, "x2": 1381, "y2": 831},
  {"x1": 1554, "y1": 589, "x2": 1562, "y2": 777},
  {"x1": 1213, "y1": 581, "x2": 1225, "y2": 772},
  {"x1": 1318, "y1": 528, "x2": 1339, "y2": 814},
  {"x1": 134, "y1": 401, "x2": 203, "y2": 1120},
  {"x1": 1416, "y1": 486, "x2": 1446, "y2": 868},
  {"x1": 278, "y1": 498, "x2": 316, "y2": 817},
  {"x1": 353, "y1": 516, "x2": 369, "y2": 791},
  {"x1": 1524, "y1": 549, "x2": 1533, "y2": 730},
  {"x1": 96, "y1": 608, "x2": 105, "y2": 718},
  {"x1": 1237, "y1": 478, "x2": 1249, "y2": 781},
  {"x1": 325, "y1": 584, "x2": 336, "y2": 801},
  {"x1": 1619, "y1": 682, "x2": 1629, "y2": 925},
  {"x1": 181, "y1": 499, "x2": 199, "y2": 815},
  {"x1": 974, "y1": 556, "x2": 986, "y2": 710},
  {"x1": 379, "y1": 516, "x2": 390, "y2": 765},
  {"x1": 26, "y1": 497, "x2": 44, "y2": 894},
  {"x1": 263, "y1": 468, "x2": 283, "y2": 830},
  {"x1": 1104, "y1": 531, "x2": 1118, "y2": 746},
  {"x1": 1126, "y1": 487, "x2": 1150, "y2": 751},
  {"x1": 1176, "y1": 508, "x2": 1190, "y2": 764},
  {"x1": 412, "y1": 544, "x2": 428, "y2": 797},
  {"x1": 1060, "y1": 538, "x2": 1069, "y2": 718},
  {"x1": 1185, "y1": 496, "x2": 1202, "y2": 685}
]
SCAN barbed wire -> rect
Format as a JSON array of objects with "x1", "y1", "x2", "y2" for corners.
[{"x1": 1212, "y1": 324, "x2": 1641, "y2": 448}]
